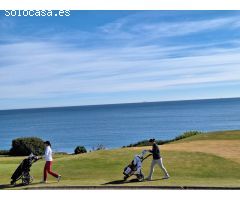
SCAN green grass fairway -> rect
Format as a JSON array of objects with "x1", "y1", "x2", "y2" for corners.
[{"x1": 0, "y1": 130, "x2": 240, "y2": 189}]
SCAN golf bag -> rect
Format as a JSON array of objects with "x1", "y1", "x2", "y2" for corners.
[
  {"x1": 10, "y1": 154, "x2": 40, "y2": 186},
  {"x1": 123, "y1": 151, "x2": 151, "y2": 182}
]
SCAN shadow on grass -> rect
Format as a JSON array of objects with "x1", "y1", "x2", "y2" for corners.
[
  {"x1": 0, "y1": 184, "x2": 15, "y2": 189},
  {"x1": 102, "y1": 178, "x2": 165, "y2": 185},
  {"x1": 0, "y1": 182, "x2": 42, "y2": 189}
]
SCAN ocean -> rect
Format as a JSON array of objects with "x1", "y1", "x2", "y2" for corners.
[{"x1": 0, "y1": 98, "x2": 240, "y2": 153}]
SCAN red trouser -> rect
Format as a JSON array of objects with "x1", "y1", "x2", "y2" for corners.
[{"x1": 44, "y1": 161, "x2": 59, "y2": 181}]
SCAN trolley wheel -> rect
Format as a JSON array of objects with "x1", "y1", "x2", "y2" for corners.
[
  {"x1": 10, "y1": 180, "x2": 16, "y2": 186},
  {"x1": 137, "y1": 174, "x2": 144, "y2": 182},
  {"x1": 123, "y1": 175, "x2": 128, "y2": 181},
  {"x1": 22, "y1": 178, "x2": 29, "y2": 185},
  {"x1": 22, "y1": 176, "x2": 32, "y2": 185}
]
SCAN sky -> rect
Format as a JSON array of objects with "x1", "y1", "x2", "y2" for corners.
[{"x1": 0, "y1": 10, "x2": 240, "y2": 110}]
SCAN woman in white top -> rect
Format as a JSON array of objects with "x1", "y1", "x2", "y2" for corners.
[{"x1": 43, "y1": 141, "x2": 61, "y2": 183}]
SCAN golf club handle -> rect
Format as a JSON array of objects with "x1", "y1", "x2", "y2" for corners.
[{"x1": 142, "y1": 153, "x2": 152, "y2": 161}]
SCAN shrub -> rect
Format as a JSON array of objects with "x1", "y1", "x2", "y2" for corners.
[
  {"x1": 174, "y1": 131, "x2": 203, "y2": 141},
  {"x1": 96, "y1": 144, "x2": 106, "y2": 150},
  {"x1": 92, "y1": 144, "x2": 106, "y2": 151},
  {"x1": 9, "y1": 137, "x2": 45, "y2": 156},
  {"x1": 74, "y1": 146, "x2": 87, "y2": 154},
  {"x1": 0, "y1": 150, "x2": 10, "y2": 155}
]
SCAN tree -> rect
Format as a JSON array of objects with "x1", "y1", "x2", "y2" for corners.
[{"x1": 9, "y1": 137, "x2": 45, "y2": 156}]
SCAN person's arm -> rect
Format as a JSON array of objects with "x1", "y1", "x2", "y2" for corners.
[
  {"x1": 148, "y1": 145, "x2": 154, "y2": 153},
  {"x1": 148, "y1": 146, "x2": 153, "y2": 153}
]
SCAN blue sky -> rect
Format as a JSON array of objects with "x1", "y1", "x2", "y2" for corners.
[{"x1": 0, "y1": 11, "x2": 240, "y2": 110}]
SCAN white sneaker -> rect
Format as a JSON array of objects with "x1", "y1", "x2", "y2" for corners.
[
  {"x1": 57, "y1": 175, "x2": 62, "y2": 182},
  {"x1": 41, "y1": 180, "x2": 47, "y2": 184}
]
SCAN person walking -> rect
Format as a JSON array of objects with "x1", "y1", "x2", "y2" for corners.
[
  {"x1": 42, "y1": 141, "x2": 61, "y2": 183},
  {"x1": 146, "y1": 138, "x2": 170, "y2": 180}
]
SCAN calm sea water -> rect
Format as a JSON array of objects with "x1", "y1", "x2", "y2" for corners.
[{"x1": 0, "y1": 98, "x2": 240, "y2": 153}]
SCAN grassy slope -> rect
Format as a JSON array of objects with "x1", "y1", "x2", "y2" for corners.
[
  {"x1": 173, "y1": 130, "x2": 240, "y2": 142},
  {"x1": 161, "y1": 130, "x2": 240, "y2": 164},
  {"x1": 0, "y1": 130, "x2": 240, "y2": 189}
]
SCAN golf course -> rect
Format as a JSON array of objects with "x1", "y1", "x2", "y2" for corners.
[{"x1": 0, "y1": 130, "x2": 240, "y2": 189}]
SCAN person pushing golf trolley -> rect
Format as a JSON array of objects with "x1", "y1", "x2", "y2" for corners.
[
  {"x1": 10, "y1": 141, "x2": 61, "y2": 186},
  {"x1": 42, "y1": 141, "x2": 62, "y2": 183},
  {"x1": 146, "y1": 138, "x2": 170, "y2": 181}
]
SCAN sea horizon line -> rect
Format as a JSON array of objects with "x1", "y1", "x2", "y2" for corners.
[{"x1": 1, "y1": 96, "x2": 240, "y2": 112}]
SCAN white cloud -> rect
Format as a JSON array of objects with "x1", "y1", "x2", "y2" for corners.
[
  {"x1": 98, "y1": 15, "x2": 240, "y2": 43},
  {"x1": 131, "y1": 17, "x2": 237, "y2": 37},
  {"x1": 1, "y1": 12, "x2": 240, "y2": 109},
  {"x1": 1, "y1": 41, "x2": 240, "y2": 100}
]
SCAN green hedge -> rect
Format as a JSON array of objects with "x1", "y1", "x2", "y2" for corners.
[
  {"x1": 123, "y1": 131, "x2": 203, "y2": 147},
  {"x1": 9, "y1": 137, "x2": 45, "y2": 156},
  {"x1": 174, "y1": 131, "x2": 203, "y2": 141},
  {"x1": 123, "y1": 139, "x2": 169, "y2": 148}
]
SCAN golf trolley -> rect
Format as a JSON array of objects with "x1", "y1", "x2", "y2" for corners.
[
  {"x1": 123, "y1": 153, "x2": 152, "y2": 182},
  {"x1": 10, "y1": 154, "x2": 41, "y2": 186}
]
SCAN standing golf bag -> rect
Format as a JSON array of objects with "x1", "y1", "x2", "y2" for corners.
[
  {"x1": 10, "y1": 154, "x2": 40, "y2": 186},
  {"x1": 123, "y1": 152, "x2": 151, "y2": 182}
]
